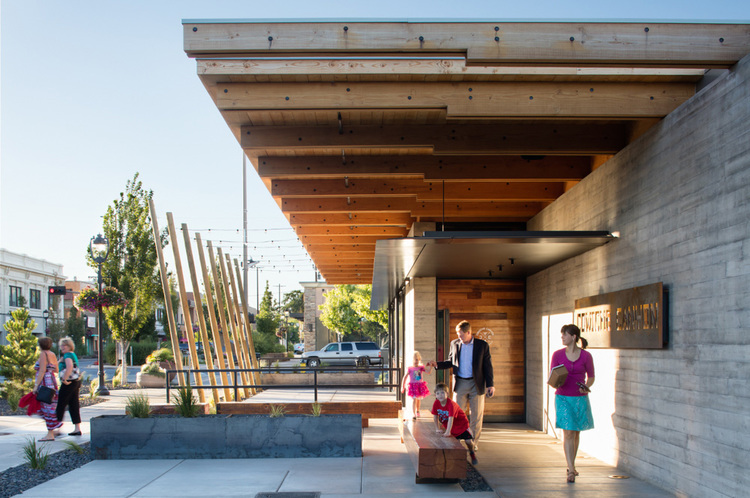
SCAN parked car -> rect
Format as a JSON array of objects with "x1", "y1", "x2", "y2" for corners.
[
  {"x1": 302, "y1": 341, "x2": 382, "y2": 367},
  {"x1": 293, "y1": 343, "x2": 305, "y2": 355}
]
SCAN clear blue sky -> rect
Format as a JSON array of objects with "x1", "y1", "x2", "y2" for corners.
[{"x1": 2, "y1": 1, "x2": 749, "y2": 307}]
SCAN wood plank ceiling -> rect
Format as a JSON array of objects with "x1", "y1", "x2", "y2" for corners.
[{"x1": 184, "y1": 21, "x2": 750, "y2": 284}]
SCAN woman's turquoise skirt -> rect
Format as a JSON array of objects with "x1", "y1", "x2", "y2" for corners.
[{"x1": 555, "y1": 394, "x2": 594, "y2": 431}]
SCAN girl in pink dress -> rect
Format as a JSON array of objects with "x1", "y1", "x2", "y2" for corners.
[{"x1": 401, "y1": 351, "x2": 432, "y2": 419}]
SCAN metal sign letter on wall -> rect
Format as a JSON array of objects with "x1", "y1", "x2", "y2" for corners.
[{"x1": 574, "y1": 282, "x2": 667, "y2": 349}]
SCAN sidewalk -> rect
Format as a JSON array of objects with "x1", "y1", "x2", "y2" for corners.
[{"x1": 1, "y1": 387, "x2": 673, "y2": 497}]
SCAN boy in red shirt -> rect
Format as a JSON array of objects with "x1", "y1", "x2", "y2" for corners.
[{"x1": 431, "y1": 382, "x2": 478, "y2": 465}]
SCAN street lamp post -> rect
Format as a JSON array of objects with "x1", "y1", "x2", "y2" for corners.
[
  {"x1": 42, "y1": 309, "x2": 49, "y2": 333},
  {"x1": 284, "y1": 310, "x2": 290, "y2": 353},
  {"x1": 247, "y1": 258, "x2": 259, "y2": 313},
  {"x1": 90, "y1": 233, "x2": 110, "y2": 396}
]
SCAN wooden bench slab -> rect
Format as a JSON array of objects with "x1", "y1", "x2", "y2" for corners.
[
  {"x1": 216, "y1": 401, "x2": 401, "y2": 427},
  {"x1": 401, "y1": 419, "x2": 467, "y2": 481}
]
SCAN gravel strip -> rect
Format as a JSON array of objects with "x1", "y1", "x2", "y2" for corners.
[
  {"x1": 0, "y1": 443, "x2": 93, "y2": 498},
  {"x1": 0, "y1": 395, "x2": 106, "y2": 416},
  {"x1": 460, "y1": 463, "x2": 494, "y2": 492}
]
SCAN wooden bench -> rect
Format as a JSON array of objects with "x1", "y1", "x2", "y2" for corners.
[
  {"x1": 401, "y1": 419, "x2": 467, "y2": 482},
  {"x1": 216, "y1": 401, "x2": 401, "y2": 428}
]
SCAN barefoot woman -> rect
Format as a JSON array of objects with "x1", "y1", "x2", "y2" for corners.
[{"x1": 551, "y1": 324, "x2": 595, "y2": 483}]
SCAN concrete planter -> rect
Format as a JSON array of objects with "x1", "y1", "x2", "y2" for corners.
[
  {"x1": 90, "y1": 414, "x2": 362, "y2": 459},
  {"x1": 260, "y1": 372, "x2": 374, "y2": 386},
  {"x1": 135, "y1": 372, "x2": 166, "y2": 388}
]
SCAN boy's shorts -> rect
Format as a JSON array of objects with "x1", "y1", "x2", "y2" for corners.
[{"x1": 454, "y1": 430, "x2": 473, "y2": 440}]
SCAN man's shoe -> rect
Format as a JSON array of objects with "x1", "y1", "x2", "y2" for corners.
[{"x1": 469, "y1": 451, "x2": 478, "y2": 465}]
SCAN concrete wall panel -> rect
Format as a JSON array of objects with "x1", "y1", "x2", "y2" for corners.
[{"x1": 526, "y1": 53, "x2": 750, "y2": 497}]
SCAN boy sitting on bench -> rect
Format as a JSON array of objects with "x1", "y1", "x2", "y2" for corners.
[{"x1": 431, "y1": 382, "x2": 478, "y2": 465}]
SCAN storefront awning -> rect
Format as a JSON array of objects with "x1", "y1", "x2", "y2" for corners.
[{"x1": 371, "y1": 231, "x2": 615, "y2": 309}]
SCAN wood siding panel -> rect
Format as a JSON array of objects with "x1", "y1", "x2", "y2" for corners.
[{"x1": 438, "y1": 279, "x2": 525, "y2": 422}]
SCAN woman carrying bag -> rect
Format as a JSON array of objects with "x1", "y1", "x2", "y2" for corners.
[
  {"x1": 33, "y1": 336, "x2": 63, "y2": 441},
  {"x1": 551, "y1": 324, "x2": 595, "y2": 483},
  {"x1": 56, "y1": 336, "x2": 83, "y2": 436}
]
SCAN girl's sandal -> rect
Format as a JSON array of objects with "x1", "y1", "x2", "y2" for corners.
[
  {"x1": 567, "y1": 468, "x2": 579, "y2": 476},
  {"x1": 567, "y1": 470, "x2": 576, "y2": 483}
]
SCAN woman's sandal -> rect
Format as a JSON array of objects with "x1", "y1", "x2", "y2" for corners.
[
  {"x1": 567, "y1": 470, "x2": 576, "y2": 483},
  {"x1": 567, "y1": 468, "x2": 579, "y2": 476}
]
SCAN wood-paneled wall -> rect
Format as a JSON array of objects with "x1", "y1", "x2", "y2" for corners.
[{"x1": 437, "y1": 279, "x2": 525, "y2": 422}]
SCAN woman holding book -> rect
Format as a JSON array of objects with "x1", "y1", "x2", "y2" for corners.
[{"x1": 551, "y1": 324, "x2": 595, "y2": 483}]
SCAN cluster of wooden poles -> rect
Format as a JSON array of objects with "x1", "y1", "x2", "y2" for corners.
[{"x1": 148, "y1": 199, "x2": 260, "y2": 404}]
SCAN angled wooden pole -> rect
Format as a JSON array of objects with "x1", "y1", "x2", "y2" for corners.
[
  {"x1": 226, "y1": 255, "x2": 259, "y2": 389},
  {"x1": 166, "y1": 213, "x2": 206, "y2": 402},
  {"x1": 217, "y1": 247, "x2": 252, "y2": 397},
  {"x1": 181, "y1": 224, "x2": 220, "y2": 404},
  {"x1": 232, "y1": 257, "x2": 260, "y2": 371},
  {"x1": 195, "y1": 233, "x2": 232, "y2": 401},
  {"x1": 206, "y1": 241, "x2": 243, "y2": 399},
  {"x1": 147, "y1": 199, "x2": 185, "y2": 387}
]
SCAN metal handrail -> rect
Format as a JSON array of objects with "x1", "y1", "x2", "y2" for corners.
[{"x1": 166, "y1": 365, "x2": 403, "y2": 403}]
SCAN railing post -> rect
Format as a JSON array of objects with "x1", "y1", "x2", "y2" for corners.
[
  {"x1": 233, "y1": 370, "x2": 239, "y2": 402},
  {"x1": 314, "y1": 369, "x2": 318, "y2": 402}
]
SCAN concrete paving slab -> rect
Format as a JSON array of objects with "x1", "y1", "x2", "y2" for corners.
[
  {"x1": 17, "y1": 460, "x2": 182, "y2": 497},
  {"x1": 280, "y1": 458, "x2": 363, "y2": 495},
  {"x1": 4, "y1": 387, "x2": 675, "y2": 497},
  {"x1": 132, "y1": 459, "x2": 290, "y2": 497}
]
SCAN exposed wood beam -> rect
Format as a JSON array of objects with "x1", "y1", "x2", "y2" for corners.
[
  {"x1": 274, "y1": 179, "x2": 424, "y2": 197},
  {"x1": 413, "y1": 201, "x2": 548, "y2": 217},
  {"x1": 290, "y1": 212, "x2": 413, "y2": 226},
  {"x1": 282, "y1": 197, "x2": 415, "y2": 213},
  {"x1": 300, "y1": 235, "x2": 386, "y2": 245},
  {"x1": 274, "y1": 179, "x2": 563, "y2": 201},
  {"x1": 197, "y1": 58, "x2": 707, "y2": 82},
  {"x1": 294, "y1": 225, "x2": 408, "y2": 236},
  {"x1": 308, "y1": 251, "x2": 375, "y2": 259},
  {"x1": 259, "y1": 155, "x2": 592, "y2": 181},
  {"x1": 242, "y1": 123, "x2": 628, "y2": 154},
  {"x1": 184, "y1": 22, "x2": 750, "y2": 68},
  {"x1": 218, "y1": 81, "x2": 694, "y2": 118}
]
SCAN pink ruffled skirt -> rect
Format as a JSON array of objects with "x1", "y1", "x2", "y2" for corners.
[{"x1": 408, "y1": 381, "x2": 430, "y2": 399}]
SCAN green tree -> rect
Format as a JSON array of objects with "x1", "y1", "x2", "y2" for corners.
[
  {"x1": 91, "y1": 173, "x2": 163, "y2": 385},
  {"x1": 64, "y1": 307, "x2": 87, "y2": 354},
  {"x1": 319, "y1": 284, "x2": 388, "y2": 346},
  {"x1": 282, "y1": 290, "x2": 304, "y2": 314},
  {"x1": 0, "y1": 308, "x2": 38, "y2": 397},
  {"x1": 255, "y1": 281, "x2": 279, "y2": 336},
  {"x1": 319, "y1": 284, "x2": 361, "y2": 339}
]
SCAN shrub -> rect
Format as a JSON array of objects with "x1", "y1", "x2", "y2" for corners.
[
  {"x1": 310, "y1": 403, "x2": 322, "y2": 417},
  {"x1": 172, "y1": 387, "x2": 200, "y2": 417},
  {"x1": 22, "y1": 437, "x2": 50, "y2": 469},
  {"x1": 269, "y1": 404, "x2": 286, "y2": 418},
  {"x1": 125, "y1": 392, "x2": 151, "y2": 418},
  {"x1": 1, "y1": 379, "x2": 29, "y2": 412},
  {"x1": 63, "y1": 440, "x2": 86, "y2": 454},
  {"x1": 145, "y1": 348, "x2": 174, "y2": 363},
  {"x1": 140, "y1": 362, "x2": 166, "y2": 378},
  {"x1": 105, "y1": 341, "x2": 159, "y2": 365},
  {"x1": 112, "y1": 366, "x2": 123, "y2": 388}
]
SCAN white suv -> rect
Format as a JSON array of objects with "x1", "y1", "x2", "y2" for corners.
[{"x1": 302, "y1": 341, "x2": 383, "y2": 367}]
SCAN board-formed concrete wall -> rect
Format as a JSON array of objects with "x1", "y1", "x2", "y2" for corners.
[{"x1": 526, "y1": 54, "x2": 750, "y2": 497}]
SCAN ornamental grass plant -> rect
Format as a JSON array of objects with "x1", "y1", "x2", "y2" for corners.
[{"x1": 172, "y1": 386, "x2": 200, "y2": 417}]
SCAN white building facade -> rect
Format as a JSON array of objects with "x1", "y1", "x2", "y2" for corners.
[{"x1": 0, "y1": 249, "x2": 65, "y2": 344}]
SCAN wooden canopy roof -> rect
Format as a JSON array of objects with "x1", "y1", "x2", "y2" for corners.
[{"x1": 184, "y1": 20, "x2": 750, "y2": 284}]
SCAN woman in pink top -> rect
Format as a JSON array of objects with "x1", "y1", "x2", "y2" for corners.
[{"x1": 550, "y1": 324, "x2": 595, "y2": 483}]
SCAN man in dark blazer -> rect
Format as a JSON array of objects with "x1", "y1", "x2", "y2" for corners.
[{"x1": 430, "y1": 320, "x2": 495, "y2": 446}]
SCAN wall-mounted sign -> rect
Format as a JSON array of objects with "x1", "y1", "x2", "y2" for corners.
[{"x1": 574, "y1": 282, "x2": 667, "y2": 349}]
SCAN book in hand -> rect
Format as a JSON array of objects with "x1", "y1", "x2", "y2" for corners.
[{"x1": 547, "y1": 364, "x2": 569, "y2": 388}]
